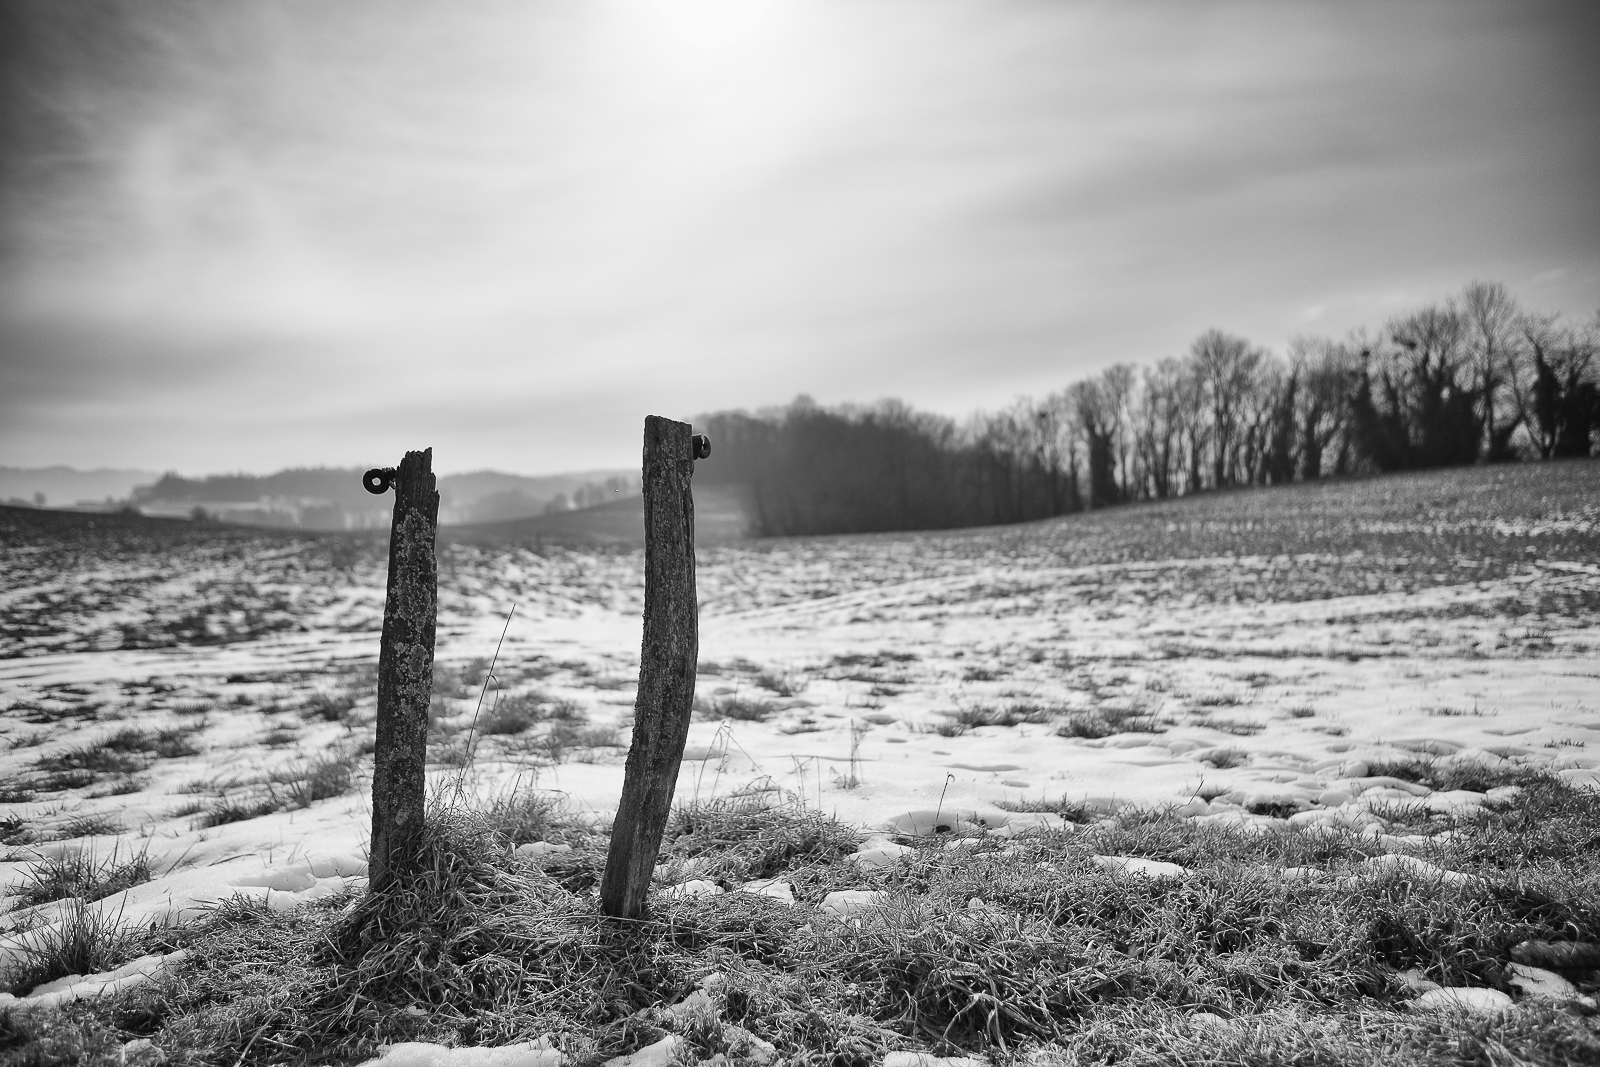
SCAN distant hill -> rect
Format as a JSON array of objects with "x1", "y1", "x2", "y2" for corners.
[
  {"x1": 127, "y1": 467, "x2": 637, "y2": 530},
  {"x1": 0, "y1": 466, "x2": 159, "y2": 509},
  {"x1": 0, "y1": 479, "x2": 752, "y2": 548},
  {"x1": 2, "y1": 464, "x2": 638, "y2": 531},
  {"x1": 436, "y1": 469, "x2": 638, "y2": 525},
  {"x1": 442, "y1": 483, "x2": 754, "y2": 547}
]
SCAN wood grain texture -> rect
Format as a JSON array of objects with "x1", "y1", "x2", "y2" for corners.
[
  {"x1": 369, "y1": 448, "x2": 439, "y2": 895},
  {"x1": 601, "y1": 416, "x2": 699, "y2": 920}
]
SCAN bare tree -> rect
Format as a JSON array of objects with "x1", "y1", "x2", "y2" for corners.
[
  {"x1": 1044, "y1": 389, "x2": 1083, "y2": 508},
  {"x1": 1068, "y1": 376, "x2": 1120, "y2": 508},
  {"x1": 1175, "y1": 360, "x2": 1210, "y2": 493},
  {"x1": 1134, "y1": 358, "x2": 1184, "y2": 498},
  {"x1": 1521, "y1": 312, "x2": 1600, "y2": 458},
  {"x1": 1353, "y1": 302, "x2": 1480, "y2": 470},
  {"x1": 1100, "y1": 364, "x2": 1136, "y2": 500},
  {"x1": 1462, "y1": 280, "x2": 1525, "y2": 460},
  {"x1": 1237, "y1": 354, "x2": 1287, "y2": 486},
  {"x1": 1287, "y1": 336, "x2": 1355, "y2": 480},
  {"x1": 1024, "y1": 394, "x2": 1073, "y2": 513},
  {"x1": 1189, "y1": 329, "x2": 1264, "y2": 488}
]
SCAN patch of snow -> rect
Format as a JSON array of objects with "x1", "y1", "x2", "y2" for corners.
[
  {"x1": 1507, "y1": 963, "x2": 1579, "y2": 1002},
  {"x1": 852, "y1": 842, "x2": 915, "y2": 869},
  {"x1": 1089, "y1": 856, "x2": 1187, "y2": 880},
  {"x1": 819, "y1": 890, "x2": 889, "y2": 919},
  {"x1": 1558, "y1": 768, "x2": 1600, "y2": 791},
  {"x1": 881, "y1": 1054, "x2": 987, "y2": 1067},
  {"x1": 883, "y1": 810, "x2": 993, "y2": 837},
  {"x1": 1394, "y1": 969, "x2": 1440, "y2": 994},
  {"x1": 1356, "y1": 854, "x2": 1478, "y2": 889},
  {"x1": 602, "y1": 1035, "x2": 679, "y2": 1067},
  {"x1": 1424, "y1": 790, "x2": 1487, "y2": 813},
  {"x1": 0, "y1": 950, "x2": 189, "y2": 1010},
  {"x1": 737, "y1": 878, "x2": 795, "y2": 904},
  {"x1": 661, "y1": 989, "x2": 716, "y2": 1022},
  {"x1": 355, "y1": 1041, "x2": 562, "y2": 1067},
  {"x1": 1411, "y1": 987, "x2": 1513, "y2": 1016},
  {"x1": 991, "y1": 812, "x2": 1074, "y2": 835}
]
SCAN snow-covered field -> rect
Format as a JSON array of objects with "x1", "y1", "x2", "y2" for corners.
[{"x1": 2, "y1": 461, "x2": 1599, "y2": 1016}]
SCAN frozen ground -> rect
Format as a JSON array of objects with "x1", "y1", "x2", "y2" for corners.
[{"x1": 2, "y1": 462, "x2": 1599, "y2": 978}]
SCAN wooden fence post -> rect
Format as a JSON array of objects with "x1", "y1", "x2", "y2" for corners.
[
  {"x1": 600, "y1": 417, "x2": 709, "y2": 920},
  {"x1": 364, "y1": 449, "x2": 440, "y2": 895}
]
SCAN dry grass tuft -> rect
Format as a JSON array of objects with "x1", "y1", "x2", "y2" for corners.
[
  {"x1": 11, "y1": 841, "x2": 154, "y2": 909},
  {"x1": 1056, "y1": 704, "x2": 1164, "y2": 739},
  {"x1": 6, "y1": 770, "x2": 1598, "y2": 1066},
  {"x1": 1198, "y1": 748, "x2": 1250, "y2": 769},
  {"x1": 0, "y1": 898, "x2": 137, "y2": 996},
  {"x1": 186, "y1": 750, "x2": 360, "y2": 828},
  {"x1": 695, "y1": 695, "x2": 781, "y2": 723}
]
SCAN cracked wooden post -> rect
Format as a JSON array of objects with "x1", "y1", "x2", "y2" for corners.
[
  {"x1": 601, "y1": 417, "x2": 709, "y2": 920},
  {"x1": 365, "y1": 449, "x2": 440, "y2": 895}
]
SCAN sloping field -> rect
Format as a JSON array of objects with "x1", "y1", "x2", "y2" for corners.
[
  {"x1": 1, "y1": 461, "x2": 1598, "y2": 1063},
  {"x1": 442, "y1": 483, "x2": 754, "y2": 548},
  {"x1": 2, "y1": 459, "x2": 1597, "y2": 823}
]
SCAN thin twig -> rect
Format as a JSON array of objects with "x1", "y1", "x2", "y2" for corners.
[
  {"x1": 452, "y1": 603, "x2": 517, "y2": 799},
  {"x1": 935, "y1": 772, "x2": 955, "y2": 827}
]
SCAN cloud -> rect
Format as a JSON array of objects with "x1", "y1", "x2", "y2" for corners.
[{"x1": 1, "y1": 0, "x2": 1597, "y2": 473}]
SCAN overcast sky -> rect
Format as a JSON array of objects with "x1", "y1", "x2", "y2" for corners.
[{"x1": 2, "y1": 0, "x2": 1597, "y2": 476}]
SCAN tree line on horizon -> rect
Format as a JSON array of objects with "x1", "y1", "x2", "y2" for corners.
[{"x1": 696, "y1": 281, "x2": 1600, "y2": 537}]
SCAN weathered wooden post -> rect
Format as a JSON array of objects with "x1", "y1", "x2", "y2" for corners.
[
  {"x1": 600, "y1": 417, "x2": 710, "y2": 920},
  {"x1": 362, "y1": 449, "x2": 440, "y2": 894}
]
